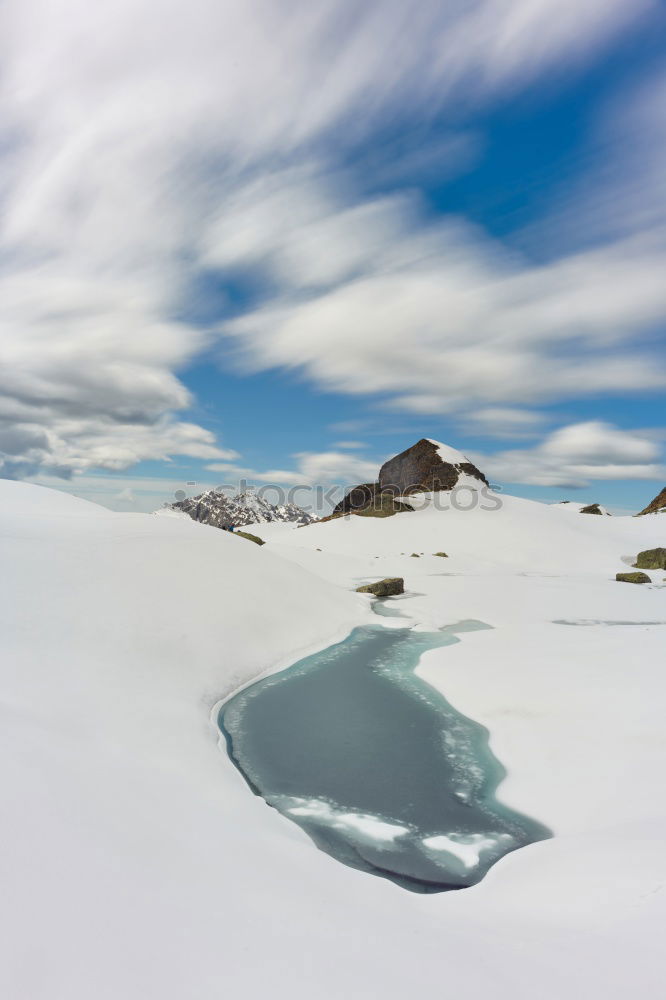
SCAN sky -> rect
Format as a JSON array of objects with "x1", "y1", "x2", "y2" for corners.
[{"x1": 1, "y1": 0, "x2": 665, "y2": 515}]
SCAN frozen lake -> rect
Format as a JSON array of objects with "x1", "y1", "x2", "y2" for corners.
[{"x1": 219, "y1": 607, "x2": 550, "y2": 892}]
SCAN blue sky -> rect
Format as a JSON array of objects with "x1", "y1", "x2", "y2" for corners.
[{"x1": 1, "y1": 0, "x2": 665, "y2": 513}]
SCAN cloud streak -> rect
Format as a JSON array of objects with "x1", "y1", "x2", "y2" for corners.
[
  {"x1": 0, "y1": 0, "x2": 660, "y2": 477},
  {"x1": 218, "y1": 190, "x2": 666, "y2": 412},
  {"x1": 472, "y1": 421, "x2": 665, "y2": 488}
]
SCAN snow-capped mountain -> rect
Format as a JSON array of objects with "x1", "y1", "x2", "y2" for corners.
[{"x1": 170, "y1": 488, "x2": 317, "y2": 528}]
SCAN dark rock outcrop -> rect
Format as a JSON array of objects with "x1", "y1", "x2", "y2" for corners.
[
  {"x1": 333, "y1": 438, "x2": 488, "y2": 515},
  {"x1": 580, "y1": 503, "x2": 604, "y2": 515},
  {"x1": 637, "y1": 487, "x2": 666, "y2": 516},
  {"x1": 433, "y1": 552, "x2": 448, "y2": 557},
  {"x1": 616, "y1": 572, "x2": 651, "y2": 584},
  {"x1": 356, "y1": 577, "x2": 404, "y2": 597},
  {"x1": 333, "y1": 483, "x2": 379, "y2": 515},
  {"x1": 378, "y1": 439, "x2": 488, "y2": 496},
  {"x1": 633, "y1": 548, "x2": 666, "y2": 569}
]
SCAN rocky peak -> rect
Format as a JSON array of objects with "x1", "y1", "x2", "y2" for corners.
[
  {"x1": 378, "y1": 438, "x2": 488, "y2": 495},
  {"x1": 333, "y1": 437, "x2": 487, "y2": 515}
]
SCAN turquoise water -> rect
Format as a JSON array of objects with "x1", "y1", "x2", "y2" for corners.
[{"x1": 219, "y1": 604, "x2": 550, "y2": 893}]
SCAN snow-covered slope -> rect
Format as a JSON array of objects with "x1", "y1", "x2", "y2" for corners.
[
  {"x1": 256, "y1": 489, "x2": 657, "y2": 575},
  {"x1": 0, "y1": 481, "x2": 365, "y2": 998},
  {"x1": 170, "y1": 487, "x2": 316, "y2": 528},
  {"x1": 2, "y1": 480, "x2": 665, "y2": 999},
  {"x1": 250, "y1": 492, "x2": 666, "y2": 995}
]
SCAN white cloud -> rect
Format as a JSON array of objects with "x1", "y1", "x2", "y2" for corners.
[
  {"x1": 460, "y1": 408, "x2": 547, "y2": 439},
  {"x1": 0, "y1": 0, "x2": 659, "y2": 477},
  {"x1": 201, "y1": 171, "x2": 420, "y2": 293},
  {"x1": 219, "y1": 204, "x2": 666, "y2": 410},
  {"x1": 28, "y1": 472, "x2": 220, "y2": 512},
  {"x1": 291, "y1": 451, "x2": 379, "y2": 486},
  {"x1": 541, "y1": 422, "x2": 659, "y2": 464},
  {"x1": 0, "y1": 410, "x2": 237, "y2": 479},
  {"x1": 114, "y1": 487, "x2": 136, "y2": 504},
  {"x1": 473, "y1": 421, "x2": 665, "y2": 488},
  {"x1": 208, "y1": 450, "x2": 380, "y2": 488}
]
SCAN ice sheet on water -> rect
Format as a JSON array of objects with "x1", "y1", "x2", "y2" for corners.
[
  {"x1": 277, "y1": 796, "x2": 411, "y2": 846},
  {"x1": 422, "y1": 832, "x2": 516, "y2": 872},
  {"x1": 220, "y1": 620, "x2": 550, "y2": 892}
]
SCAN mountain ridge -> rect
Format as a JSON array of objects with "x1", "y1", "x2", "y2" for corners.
[{"x1": 170, "y1": 489, "x2": 317, "y2": 529}]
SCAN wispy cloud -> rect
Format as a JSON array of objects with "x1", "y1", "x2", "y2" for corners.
[
  {"x1": 207, "y1": 449, "x2": 380, "y2": 488},
  {"x1": 218, "y1": 193, "x2": 666, "y2": 411},
  {"x1": 28, "y1": 471, "x2": 218, "y2": 512},
  {"x1": 472, "y1": 421, "x2": 665, "y2": 488},
  {"x1": 0, "y1": 0, "x2": 659, "y2": 477},
  {"x1": 458, "y1": 408, "x2": 548, "y2": 439}
]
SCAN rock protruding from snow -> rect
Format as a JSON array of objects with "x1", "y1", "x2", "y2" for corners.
[
  {"x1": 633, "y1": 547, "x2": 666, "y2": 569},
  {"x1": 379, "y1": 438, "x2": 488, "y2": 495},
  {"x1": 333, "y1": 438, "x2": 487, "y2": 515},
  {"x1": 235, "y1": 530, "x2": 265, "y2": 546},
  {"x1": 637, "y1": 486, "x2": 666, "y2": 516},
  {"x1": 616, "y1": 572, "x2": 651, "y2": 584},
  {"x1": 356, "y1": 577, "x2": 404, "y2": 596},
  {"x1": 333, "y1": 482, "x2": 379, "y2": 515},
  {"x1": 580, "y1": 503, "x2": 610, "y2": 516},
  {"x1": 170, "y1": 489, "x2": 316, "y2": 529},
  {"x1": 553, "y1": 501, "x2": 611, "y2": 516}
]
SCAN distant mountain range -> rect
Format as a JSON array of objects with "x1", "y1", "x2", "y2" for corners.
[{"x1": 170, "y1": 489, "x2": 317, "y2": 529}]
